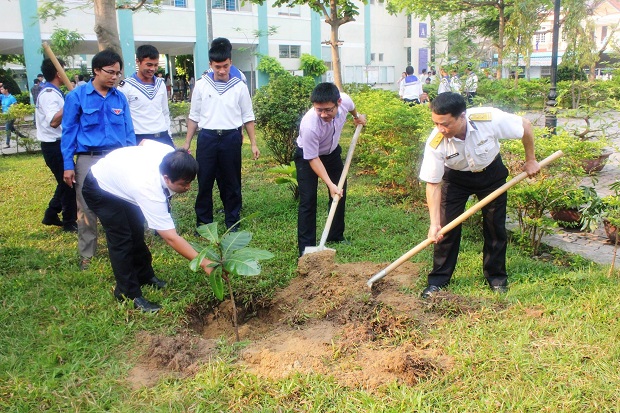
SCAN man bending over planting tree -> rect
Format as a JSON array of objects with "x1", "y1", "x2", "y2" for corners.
[{"x1": 82, "y1": 141, "x2": 213, "y2": 313}]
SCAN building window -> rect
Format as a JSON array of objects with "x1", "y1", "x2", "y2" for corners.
[
  {"x1": 279, "y1": 45, "x2": 301, "y2": 58},
  {"x1": 278, "y1": 5, "x2": 301, "y2": 15},
  {"x1": 407, "y1": 16, "x2": 412, "y2": 39},
  {"x1": 148, "y1": 0, "x2": 187, "y2": 5},
  {"x1": 379, "y1": 53, "x2": 384, "y2": 62},
  {"x1": 370, "y1": 53, "x2": 375, "y2": 61},
  {"x1": 419, "y1": 22, "x2": 427, "y2": 38},
  {"x1": 212, "y1": 0, "x2": 237, "y2": 11},
  {"x1": 601, "y1": 26, "x2": 608, "y2": 42},
  {"x1": 535, "y1": 32, "x2": 546, "y2": 43}
]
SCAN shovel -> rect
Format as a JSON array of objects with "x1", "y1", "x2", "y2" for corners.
[
  {"x1": 303, "y1": 123, "x2": 364, "y2": 255},
  {"x1": 366, "y1": 150, "x2": 564, "y2": 288}
]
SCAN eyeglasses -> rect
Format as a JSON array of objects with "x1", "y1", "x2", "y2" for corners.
[
  {"x1": 314, "y1": 104, "x2": 337, "y2": 114},
  {"x1": 99, "y1": 67, "x2": 123, "y2": 77}
]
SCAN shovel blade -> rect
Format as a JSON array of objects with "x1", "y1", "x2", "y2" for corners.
[{"x1": 303, "y1": 245, "x2": 336, "y2": 255}]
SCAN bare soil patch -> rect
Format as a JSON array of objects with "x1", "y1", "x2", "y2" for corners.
[{"x1": 129, "y1": 250, "x2": 501, "y2": 390}]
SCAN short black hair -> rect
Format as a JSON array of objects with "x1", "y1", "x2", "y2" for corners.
[
  {"x1": 92, "y1": 49, "x2": 124, "y2": 72},
  {"x1": 160, "y1": 149, "x2": 199, "y2": 183},
  {"x1": 310, "y1": 82, "x2": 340, "y2": 105},
  {"x1": 41, "y1": 57, "x2": 65, "y2": 82},
  {"x1": 136, "y1": 44, "x2": 159, "y2": 62},
  {"x1": 33, "y1": 79, "x2": 40, "y2": 84},
  {"x1": 406, "y1": 66, "x2": 414, "y2": 75},
  {"x1": 209, "y1": 37, "x2": 232, "y2": 63},
  {"x1": 1, "y1": 84, "x2": 10, "y2": 94},
  {"x1": 430, "y1": 92, "x2": 466, "y2": 118}
]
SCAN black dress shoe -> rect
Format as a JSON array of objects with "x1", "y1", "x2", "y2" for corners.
[
  {"x1": 133, "y1": 296, "x2": 161, "y2": 313},
  {"x1": 63, "y1": 222, "x2": 78, "y2": 232},
  {"x1": 42, "y1": 210, "x2": 63, "y2": 227},
  {"x1": 143, "y1": 276, "x2": 167, "y2": 289},
  {"x1": 490, "y1": 285, "x2": 509, "y2": 293},
  {"x1": 114, "y1": 289, "x2": 161, "y2": 313},
  {"x1": 421, "y1": 285, "x2": 442, "y2": 299}
]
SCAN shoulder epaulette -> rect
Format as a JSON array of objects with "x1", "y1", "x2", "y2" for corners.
[
  {"x1": 430, "y1": 132, "x2": 444, "y2": 149},
  {"x1": 118, "y1": 80, "x2": 125, "y2": 86},
  {"x1": 468, "y1": 112, "x2": 492, "y2": 121},
  {"x1": 45, "y1": 89, "x2": 53, "y2": 92}
]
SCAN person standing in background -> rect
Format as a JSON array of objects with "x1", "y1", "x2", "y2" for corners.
[
  {"x1": 37, "y1": 58, "x2": 78, "y2": 233},
  {"x1": 399, "y1": 66, "x2": 424, "y2": 105},
  {"x1": 437, "y1": 68, "x2": 451, "y2": 95},
  {"x1": 1, "y1": 84, "x2": 19, "y2": 149},
  {"x1": 61, "y1": 49, "x2": 136, "y2": 271},
  {"x1": 449, "y1": 69, "x2": 462, "y2": 94},
  {"x1": 464, "y1": 64, "x2": 479, "y2": 105},
  {"x1": 118, "y1": 45, "x2": 172, "y2": 147}
]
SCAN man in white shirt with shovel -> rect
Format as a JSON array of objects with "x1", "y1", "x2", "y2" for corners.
[{"x1": 294, "y1": 82, "x2": 366, "y2": 257}]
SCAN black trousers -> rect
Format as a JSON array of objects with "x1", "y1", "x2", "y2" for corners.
[
  {"x1": 82, "y1": 172, "x2": 155, "y2": 299},
  {"x1": 195, "y1": 128, "x2": 243, "y2": 229},
  {"x1": 428, "y1": 155, "x2": 509, "y2": 288},
  {"x1": 294, "y1": 145, "x2": 346, "y2": 256},
  {"x1": 41, "y1": 140, "x2": 77, "y2": 224}
]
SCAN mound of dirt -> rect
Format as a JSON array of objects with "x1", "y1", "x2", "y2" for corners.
[{"x1": 132, "y1": 251, "x2": 495, "y2": 390}]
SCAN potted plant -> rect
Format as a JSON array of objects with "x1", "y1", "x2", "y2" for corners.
[
  {"x1": 602, "y1": 181, "x2": 620, "y2": 244},
  {"x1": 548, "y1": 186, "x2": 588, "y2": 229}
]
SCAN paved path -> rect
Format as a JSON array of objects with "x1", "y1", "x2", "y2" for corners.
[{"x1": 519, "y1": 111, "x2": 619, "y2": 266}]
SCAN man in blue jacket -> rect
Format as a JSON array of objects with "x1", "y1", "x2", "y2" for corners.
[{"x1": 61, "y1": 49, "x2": 136, "y2": 270}]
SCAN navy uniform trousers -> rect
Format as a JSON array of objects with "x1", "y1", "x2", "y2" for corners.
[
  {"x1": 195, "y1": 127, "x2": 243, "y2": 230},
  {"x1": 294, "y1": 145, "x2": 346, "y2": 257},
  {"x1": 428, "y1": 155, "x2": 509, "y2": 288}
]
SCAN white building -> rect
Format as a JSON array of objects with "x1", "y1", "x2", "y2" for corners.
[{"x1": 1, "y1": 0, "x2": 437, "y2": 93}]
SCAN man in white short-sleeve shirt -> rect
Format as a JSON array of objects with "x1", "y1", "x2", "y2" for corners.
[
  {"x1": 418, "y1": 92, "x2": 540, "y2": 298},
  {"x1": 118, "y1": 45, "x2": 172, "y2": 147},
  {"x1": 294, "y1": 82, "x2": 366, "y2": 256},
  {"x1": 81, "y1": 141, "x2": 213, "y2": 312},
  {"x1": 36, "y1": 58, "x2": 78, "y2": 232}
]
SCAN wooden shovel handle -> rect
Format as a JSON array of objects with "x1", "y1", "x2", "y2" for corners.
[
  {"x1": 367, "y1": 150, "x2": 564, "y2": 288},
  {"x1": 42, "y1": 42, "x2": 74, "y2": 91}
]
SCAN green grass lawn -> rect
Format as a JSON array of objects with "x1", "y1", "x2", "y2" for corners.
[{"x1": 1, "y1": 136, "x2": 619, "y2": 412}]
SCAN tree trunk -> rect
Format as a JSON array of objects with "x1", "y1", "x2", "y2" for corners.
[
  {"x1": 330, "y1": 21, "x2": 343, "y2": 91},
  {"x1": 495, "y1": 2, "x2": 506, "y2": 79},
  {"x1": 94, "y1": 0, "x2": 121, "y2": 53}
]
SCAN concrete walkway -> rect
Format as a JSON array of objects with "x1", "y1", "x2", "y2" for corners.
[{"x1": 519, "y1": 111, "x2": 619, "y2": 266}]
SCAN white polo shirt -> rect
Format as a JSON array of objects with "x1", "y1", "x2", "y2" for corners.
[
  {"x1": 419, "y1": 107, "x2": 524, "y2": 183},
  {"x1": 118, "y1": 74, "x2": 170, "y2": 135},
  {"x1": 35, "y1": 85, "x2": 64, "y2": 142},
  {"x1": 90, "y1": 140, "x2": 176, "y2": 231}
]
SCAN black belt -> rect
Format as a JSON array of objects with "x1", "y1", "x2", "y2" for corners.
[
  {"x1": 136, "y1": 131, "x2": 169, "y2": 138},
  {"x1": 76, "y1": 149, "x2": 116, "y2": 156},
  {"x1": 203, "y1": 128, "x2": 241, "y2": 136}
]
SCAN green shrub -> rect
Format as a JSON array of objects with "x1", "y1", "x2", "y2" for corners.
[
  {"x1": 253, "y1": 74, "x2": 315, "y2": 165},
  {"x1": 475, "y1": 78, "x2": 549, "y2": 110},
  {"x1": 350, "y1": 89, "x2": 433, "y2": 198},
  {"x1": 15, "y1": 92, "x2": 31, "y2": 105},
  {"x1": 257, "y1": 55, "x2": 288, "y2": 79},
  {"x1": 299, "y1": 54, "x2": 326, "y2": 78}
]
